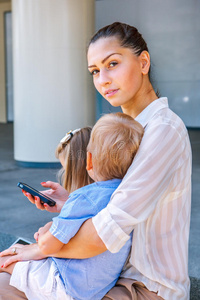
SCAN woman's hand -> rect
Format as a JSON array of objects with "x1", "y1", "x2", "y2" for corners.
[
  {"x1": 34, "y1": 221, "x2": 53, "y2": 242},
  {"x1": 0, "y1": 243, "x2": 46, "y2": 269},
  {"x1": 22, "y1": 181, "x2": 69, "y2": 213}
]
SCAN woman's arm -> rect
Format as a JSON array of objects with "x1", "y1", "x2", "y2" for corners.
[
  {"x1": 0, "y1": 220, "x2": 107, "y2": 270},
  {"x1": 51, "y1": 219, "x2": 107, "y2": 259}
]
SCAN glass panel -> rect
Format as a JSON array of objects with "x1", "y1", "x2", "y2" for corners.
[{"x1": 5, "y1": 11, "x2": 13, "y2": 122}]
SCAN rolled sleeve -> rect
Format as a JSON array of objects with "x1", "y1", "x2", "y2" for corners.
[{"x1": 92, "y1": 205, "x2": 131, "y2": 253}]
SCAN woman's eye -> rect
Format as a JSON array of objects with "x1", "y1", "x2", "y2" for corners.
[
  {"x1": 91, "y1": 69, "x2": 99, "y2": 76},
  {"x1": 109, "y1": 61, "x2": 118, "y2": 68}
]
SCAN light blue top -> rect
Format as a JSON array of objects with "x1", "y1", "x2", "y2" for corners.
[{"x1": 50, "y1": 179, "x2": 132, "y2": 300}]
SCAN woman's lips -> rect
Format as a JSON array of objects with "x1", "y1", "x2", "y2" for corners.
[{"x1": 104, "y1": 89, "x2": 119, "y2": 97}]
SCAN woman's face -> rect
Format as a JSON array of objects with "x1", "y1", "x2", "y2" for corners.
[{"x1": 87, "y1": 37, "x2": 146, "y2": 109}]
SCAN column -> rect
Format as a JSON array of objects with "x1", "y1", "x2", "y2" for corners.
[{"x1": 13, "y1": 0, "x2": 95, "y2": 166}]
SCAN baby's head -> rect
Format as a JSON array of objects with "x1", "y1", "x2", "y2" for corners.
[
  {"x1": 56, "y1": 127, "x2": 93, "y2": 193},
  {"x1": 87, "y1": 112, "x2": 144, "y2": 181}
]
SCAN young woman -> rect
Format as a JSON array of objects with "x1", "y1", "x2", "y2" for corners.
[{"x1": 0, "y1": 22, "x2": 191, "y2": 300}]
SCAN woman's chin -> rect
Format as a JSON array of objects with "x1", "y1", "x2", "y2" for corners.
[{"x1": 106, "y1": 99, "x2": 122, "y2": 107}]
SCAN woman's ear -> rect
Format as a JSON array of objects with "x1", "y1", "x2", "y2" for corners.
[
  {"x1": 86, "y1": 152, "x2": 93, "y2": 171},
  {"x1": 140, "y1": 51, "x2": 150, "y2": 75}
]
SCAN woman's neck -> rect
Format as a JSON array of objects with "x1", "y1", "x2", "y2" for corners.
[{"x1": 121, "y1": 82, "x2": 158, "y2": 119}]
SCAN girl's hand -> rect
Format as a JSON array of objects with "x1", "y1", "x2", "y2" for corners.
[
  {"x1": 22, "y1": 181, "x2": 69, "y2": 213},
  {"x1": 0, "y1": 243, "x2": 46, "y2": 268},
  {"x1": 34, "y1": 221, "x2": 53, "y2": 242}
]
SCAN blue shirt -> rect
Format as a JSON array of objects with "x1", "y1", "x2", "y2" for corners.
[{"x1": 49, "y1": 179, "x2": 132, "y2": 300}]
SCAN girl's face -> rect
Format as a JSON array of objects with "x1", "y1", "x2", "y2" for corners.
[{"x1": 87, "y1": 37, "x2": 148, "y2": 110}]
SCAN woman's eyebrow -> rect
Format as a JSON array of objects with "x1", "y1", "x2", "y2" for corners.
[{"x1": 88, "y1": 53, "x2": 122, "y2": 68}]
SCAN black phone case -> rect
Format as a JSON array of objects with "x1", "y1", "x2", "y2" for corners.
[{"x1": 17, "y1": 182, "x2": 56, "y2": 206}]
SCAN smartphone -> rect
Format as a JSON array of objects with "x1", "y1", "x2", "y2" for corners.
[
  {"x1": 17, "y1": 182, "x2": 56, "y2": 207},
  {"x1": 11, "y1": 237, "x2": 32, "y2": 246}
]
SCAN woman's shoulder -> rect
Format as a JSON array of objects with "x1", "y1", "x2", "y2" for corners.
[{"x1": 146, "y1": 101, "x2": 188, "y2": 139}]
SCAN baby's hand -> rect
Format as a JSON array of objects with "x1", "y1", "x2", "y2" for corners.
[{"x1": 34, "y1": 222, "x2": 53, "y2": 242}]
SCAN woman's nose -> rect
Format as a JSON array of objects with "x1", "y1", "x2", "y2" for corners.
[{"x1": 98, "y1": 69, "x2": 111, "y2": 86}]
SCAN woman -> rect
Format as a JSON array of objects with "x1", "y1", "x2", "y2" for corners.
[{"x1": 0, "y1": 22, "x2": 191, "y2": 300}]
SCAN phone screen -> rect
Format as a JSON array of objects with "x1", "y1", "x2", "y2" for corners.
[{"x1": 11, "y1": 237, "x2": 31, "y2": 246}]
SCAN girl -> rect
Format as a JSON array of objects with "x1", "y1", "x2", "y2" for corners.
[
  {"x1": 39, "y1": 127, "x2": 94, "y2": 213},
  {"x1": 55, "y1": 127, "x2": 93, "y2": 194},
  {"x1": 0, "y1": 22, "x2": 191, "y2": 300}
]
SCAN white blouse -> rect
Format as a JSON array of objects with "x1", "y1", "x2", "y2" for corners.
[{"x1": 92, "y1": 98, "x2": 192, "y2": 300}]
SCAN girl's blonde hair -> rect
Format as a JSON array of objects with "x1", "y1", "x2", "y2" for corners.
[
  {"x1": 56, "y1": 127, "x2": 93, "y2": 194},
  {"x1": 87, "y1": 112, "x2": 144, "y2": 180}
]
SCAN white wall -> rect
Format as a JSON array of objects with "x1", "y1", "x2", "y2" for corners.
[{"x1": 95, "y1": 0, "x2": 200, "y2": 127}]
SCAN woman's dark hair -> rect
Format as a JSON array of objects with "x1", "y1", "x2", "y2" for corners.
[
  {"x1": 89, "y1": 22, "x2": 149, "y2": 57},
  {"x1": 89, "y1": 22, "x2": 160, "y2": 96}
]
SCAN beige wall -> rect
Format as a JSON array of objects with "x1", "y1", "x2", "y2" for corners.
[{"x1": 0, "y1": 0, "x2": 11, "y2": 123}]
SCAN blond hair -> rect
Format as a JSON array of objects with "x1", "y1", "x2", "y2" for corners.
[
  {"x1": 56, "y1": 127, "x2": 93, "y2": 194},
  {"x1": 87, "y1": 112, "x2": 144, "y2": 180}
]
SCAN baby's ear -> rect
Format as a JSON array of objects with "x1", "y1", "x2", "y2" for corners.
[{"x1": 86, "y1": 152, "x2": 93, "y2": 171}]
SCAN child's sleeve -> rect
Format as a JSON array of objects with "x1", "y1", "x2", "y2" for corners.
[{"x1": 49, "y1": 192, "x2": 98, "y2": 244}]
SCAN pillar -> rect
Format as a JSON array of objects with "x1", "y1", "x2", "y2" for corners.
[
  {"x1": 0, "y1": 1, "x2": 11, "y2": 123},
  {"x1": 13, "y1": 0, "x2": 95, "y2": 166}
]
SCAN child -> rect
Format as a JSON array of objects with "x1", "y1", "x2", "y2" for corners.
[
  {"x1": 0, "y1": 112, "x2": 144, "y2": 300},
  {"x1": 55, "y1": 126, "x2": 94, "y2": 194}
]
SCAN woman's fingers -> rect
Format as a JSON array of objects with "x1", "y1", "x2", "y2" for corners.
[
  {"x1": 0, "y1": 248, "x2": 13, "y2": 257},
  {"x1": 1, "y1": 244, "x2": 46, "y2": 269},
  {"x1": 0, "y1": 247, "x2": 22, "y2": 268},
  {"x1": 1, "y1": 255, "x2": 20, "y2": 268},
  {"x1": 0, "y1": 244, "x2": 23, "y2": 258}
]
